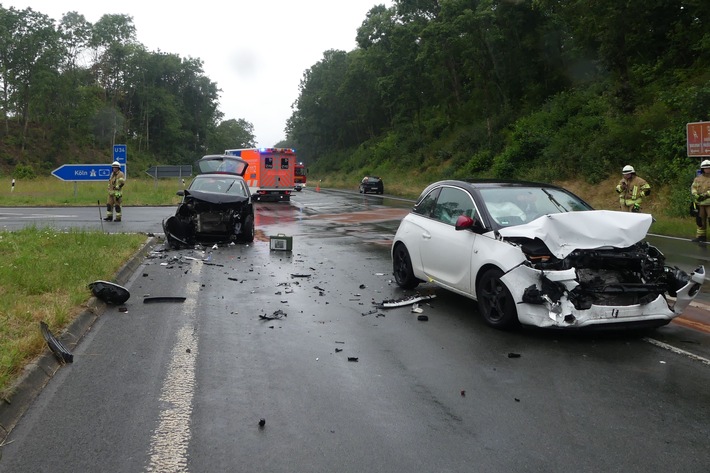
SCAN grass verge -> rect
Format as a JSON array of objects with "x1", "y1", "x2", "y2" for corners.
[{"x1": 0, "y1": 227, "x2": 147, "y2": 397}]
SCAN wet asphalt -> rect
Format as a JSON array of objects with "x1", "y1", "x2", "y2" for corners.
[{"x1": 1, "y1": 189, "x2": 709, "y2": 472}]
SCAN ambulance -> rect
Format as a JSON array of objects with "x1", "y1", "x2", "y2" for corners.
[{"x1": 224, "y1": 147, "x2": 296, "y2": 201}]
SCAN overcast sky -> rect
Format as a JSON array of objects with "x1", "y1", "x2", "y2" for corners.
[{"x1": 3, "y1": 0, "x2": 392, "y2": 148}]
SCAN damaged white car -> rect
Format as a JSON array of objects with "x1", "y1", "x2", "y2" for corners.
[{"x1": 391, "y1": 180, "x2": 705, "y2": 330}]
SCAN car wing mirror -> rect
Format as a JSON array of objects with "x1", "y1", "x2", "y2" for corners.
[
  {"x1": 176, "y1": 190, "x2": 185, "y2": 196},
  {"x1": 455, "y1": 215, "x2": 486, "y2": 233}
]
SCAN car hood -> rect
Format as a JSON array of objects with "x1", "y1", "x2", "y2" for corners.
[
  {"x1": 184, "y1": 189, "x2": 249, "y2": 205},
  {"x1": 496, "y1": 210, "x2": 652, "y2": 258}
]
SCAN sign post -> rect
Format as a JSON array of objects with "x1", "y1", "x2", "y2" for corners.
[
  {"x1": 687, "y1": 121, "x2": 710, "y2": 158},
  {"x1": 113, "y1": 144, "x2": 127, "y2": 178}
]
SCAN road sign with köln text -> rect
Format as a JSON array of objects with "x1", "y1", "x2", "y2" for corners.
[{"x1": 51, "y1": 164, "x2": 120, "y2": 181}]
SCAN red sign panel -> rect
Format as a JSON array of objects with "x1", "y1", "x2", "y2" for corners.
[{"x1": 687, "y1": 121, "x2": 710, "y2": 157}]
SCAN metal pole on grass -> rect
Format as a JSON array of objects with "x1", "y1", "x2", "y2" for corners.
[{"x1": 98, "y1": 200, "x2": 105, "y2": 232}]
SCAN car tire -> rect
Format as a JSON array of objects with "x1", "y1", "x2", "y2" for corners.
[
  {"x1": 476, "y1": 268, "x2": 519, "y2": 330},
  {"x1": 239, "y1": 215, "x2": 255, "y2": 243},
  {"x1": 393, "y1": 244, "x2": 419, "y2": 289}
]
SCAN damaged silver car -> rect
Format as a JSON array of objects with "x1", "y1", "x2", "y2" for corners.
[
  {"x1": 391, "y1": 180, "x2": 705, "y2": 330},
  {"x1": 163, "y1": 155, "x2": 255, "y2": 248}
]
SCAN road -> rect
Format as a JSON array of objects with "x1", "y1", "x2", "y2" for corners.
[{"x1": 1, "y1": 189, "x2": 709, "y2": 472}]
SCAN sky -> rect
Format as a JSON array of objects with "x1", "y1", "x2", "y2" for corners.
[{"x1": 3, "y1": 0, "x2": 393, "y2": 148}]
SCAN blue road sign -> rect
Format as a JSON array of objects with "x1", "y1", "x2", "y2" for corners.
[
  {"x1": 113, "y1": 144, "x2": 127, "y2": 164},
  {"x1": 51, "y1": 164, "x2": 118, "y2": 181}
]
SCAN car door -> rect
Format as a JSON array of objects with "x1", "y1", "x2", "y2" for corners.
[{"x1": 419, "y1": 186, "x2": 478, "y2": 294}]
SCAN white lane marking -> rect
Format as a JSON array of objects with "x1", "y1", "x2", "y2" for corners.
[
  {"x1": 147, "y1": 279, "x2": 200, "y2": 472},
  {"x1": 643, "y1": 337, "x2": 710, "y2": 366}
]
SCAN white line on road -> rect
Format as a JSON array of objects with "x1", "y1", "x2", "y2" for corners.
[
  {"x1": 147, "y1": 278, "x2": 200, "y2": 472},
  {"x1": 643, "y1": 337, "x2": 710, "y2": 366}
]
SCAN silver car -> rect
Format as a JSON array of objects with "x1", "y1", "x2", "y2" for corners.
[{"x1": 391, "y1": 180, "x2": 705, "y2": 330}]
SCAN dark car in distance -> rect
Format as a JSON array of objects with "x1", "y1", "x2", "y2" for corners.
[
  {"x1": 359, "y1": 176, "x2": 384, "y2": 194},
  {"x1": 163, "y1": 155, "x2": 255, "y2": 248}
]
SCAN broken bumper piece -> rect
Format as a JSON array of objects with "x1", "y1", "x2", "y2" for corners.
[{"x1": 501, "y1": 264, "x2": 705, "y2": 329}]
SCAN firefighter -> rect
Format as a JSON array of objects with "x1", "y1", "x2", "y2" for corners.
[
  {"x1": 104, "y1": 161, "x2": 125, "y2": 222},
  {"x1": 691, "y1": 160, "x2": 710, "y2": 242},
  {"x1": 615, "y1": 165, "x2": 650, "y2": 212}
]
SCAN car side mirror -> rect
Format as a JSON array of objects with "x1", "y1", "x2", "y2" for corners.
[
  {"x1": 176, "y1": 190, "x2": 185, "y2": 196},
  {"x1": 455, "y1": 215, "x2": 485, "y2": 233}
]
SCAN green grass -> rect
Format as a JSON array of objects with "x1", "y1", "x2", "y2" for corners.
[
  {"x1": 0, "y1": 227, "x2": 147, "y2": 398},
  {"x1": 0, "y1": 176, "x2": 184, "y2": 207}
]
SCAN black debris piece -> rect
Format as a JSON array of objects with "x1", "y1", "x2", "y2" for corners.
[
  {"x1": 260, "y1": 309, "x2": 287, "y2": 320},
  {"x1": 40, "y1": 321, "x2": 73, "y2": 364},
  {"x1": 515, "y1": 398, "x2": 520, "y2": 402},
  {"x1": 88, "y1": 280, "x2": 130, "y2": 305},
  {"x1": 228, "y1": 277, "x2": 239, "y2": 281},
  {"x1": 335, "y1": 348, "x2": 343, "y2": 353},
  {"x1": 507, "y1": 352, "x2": 521, "y2": 358},
  {"x1": 460, "y1": 390, "x2": 466, "y2": 397},
  {"x1": 347, "y1": 357, "x2": 359, "y2": 362},
  {"x1": 361, "y1": 309, "x2": 378, "y2": 316},
  {"x1": 118, "y1": 307, "x2": 128, "y2": 313},
  {"x1": 258, "y1": 418, "x2": 266, "y2": 428},
  {"x1": 143, "y1": 296, "x2": 187, "y2": 303},
  {"x1": 314, "y1": 286, "x2": 326, "y2": 292},
  {"x1": 291, "y1": 273, "x2": 312, "y2": 278},
  {"x1": 359, "y1": 284, "x2": 366, "y2": 289},
  {"x1": 417, "y1": 315, "x2": 429, "y2": 321}
]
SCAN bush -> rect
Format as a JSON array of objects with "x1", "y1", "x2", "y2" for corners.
[{"x1": 13, "y1": 164, "x2": 37, "y2": 180}]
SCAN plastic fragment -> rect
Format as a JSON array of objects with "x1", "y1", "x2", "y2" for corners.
[
  {"x1": 375, "y1": 294, "x2": 436, "y2": 309},
  {"x1": 40, "y1": 322, "x2": 73, "y2": 364}
]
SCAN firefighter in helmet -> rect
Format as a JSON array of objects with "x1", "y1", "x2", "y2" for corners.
[
  {"x1": 691, "y1": 159, "x2": 710, "y2": 242},
  {"x1": 615, "y1": 165, "x2": 650, "y2": 212},
  {"x1": 104, "y1": 162, "x2": 125, "y2": 222}
]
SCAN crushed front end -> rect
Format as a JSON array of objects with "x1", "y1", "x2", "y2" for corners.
[
  {"x1": 163, "y1": 191, "x2": 252, "y2": 249},
  {"x1": 501, "y1": 237, "x2": 705, "y2": 329}
]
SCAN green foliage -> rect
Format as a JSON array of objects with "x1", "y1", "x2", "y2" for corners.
[{"x1": 13, "y1": 164, "x2": 37, "y2": 180}]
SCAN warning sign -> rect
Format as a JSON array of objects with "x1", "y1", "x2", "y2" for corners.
[{"x1": 687, "y1": 121, "x2": 710, "y2": 157}]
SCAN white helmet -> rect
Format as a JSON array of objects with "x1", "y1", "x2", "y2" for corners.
[
  {"x1": 622, "y1": 165, "x2": 635, "y2": 174},
  {"x1": 701, "y1": 160, "x2": 710, "y2": 169},
  {"x1": 112, "y1": 161, "x2": 121, "y2": 167}
]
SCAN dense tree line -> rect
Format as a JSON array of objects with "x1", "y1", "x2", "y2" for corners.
[
  {"x1": 0, "y1": 6, "x2": 255, "y2": 174},
  {"x1": 286, "y1": 0, "x2": 710, "y2": 215}
]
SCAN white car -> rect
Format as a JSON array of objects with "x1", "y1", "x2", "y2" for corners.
[{"x1": 391, "y1": 180, "x2": 705, "y2": 330}]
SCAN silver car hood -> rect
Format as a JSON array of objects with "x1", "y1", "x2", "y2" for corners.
[{"x1": 496, "y1": 210, "x2": 652, "y2": 258}]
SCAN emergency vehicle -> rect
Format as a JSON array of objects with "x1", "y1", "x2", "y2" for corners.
[
  {"x1": 224, "y1": 147, "x2": 296, "y2": 201},
  {"x1": 294, "y1": 162, "x2": 306, "y2": 191}
]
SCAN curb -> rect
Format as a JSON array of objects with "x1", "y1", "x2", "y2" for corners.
[{"x1": 0, "y1": 236, "x2": 159, "y2": 445}]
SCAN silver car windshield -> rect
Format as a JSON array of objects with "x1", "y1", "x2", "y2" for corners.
[{"x1": 480, "y1": 187, "x2": 591, "y2": 227}]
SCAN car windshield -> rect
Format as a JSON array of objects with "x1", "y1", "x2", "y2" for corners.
[
  {"x1": 189, "y1": 176, "x2": 247, "y2": 196},
  {"x1": 365, "y1": 177, "x2": 380, "y2": 183},
  {"x1": 479, "y1": 186, "x2": 592, "y2": 227}
]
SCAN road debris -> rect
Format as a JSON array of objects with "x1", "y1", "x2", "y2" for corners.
[
  {"x1": 347, "y1": 357, "x2": 359, "y2": 362},
  {"x1": 411, "y1": 303, "x2": 423, "y2": 313},
  {"x1": 88, "y1": 280, "x2": 130, "y2": 305},
  {"x1": 143, "y1": 296, "x2": 187, "y2": 303},
  {"x1": 40, "y1": 322, "x2": 73, "y2": 364},
  {"x1": 375, "y1": 294, "x2": 436, "y2": 309},
  {"x1": 508, "y1": 352, "x2": 521, "y2": 358},
  {"x1": 417, "y1": 315, "x2": 429, "y2": 321},
  {"x1": 259, "y1": 309, "x2": 287, "y2": 320}
]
